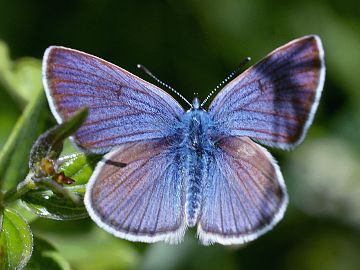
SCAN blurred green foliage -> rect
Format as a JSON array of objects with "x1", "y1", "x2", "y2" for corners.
[{"x1": 1, "y1": 0, "x2": 360, "y2": 269}]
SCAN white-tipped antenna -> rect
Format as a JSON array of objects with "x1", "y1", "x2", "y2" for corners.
[
  {"x1": 137, "y1": 64, "x2": 192, "y2": 107},
  {"x1": 201, "y1": 57, "x2": 251, "y2": 107}
]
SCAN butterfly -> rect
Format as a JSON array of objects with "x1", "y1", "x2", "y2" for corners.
[{"x1": 42, "y1": 35, "x2": 325, "y2": 245}]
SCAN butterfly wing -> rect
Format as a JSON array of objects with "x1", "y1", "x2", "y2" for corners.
[
  {"x1": 43, "y1": 46, "x2": 184, "y2": 153},
  {"x1": 208, "y1": 35, "x2": 325, "y2": 149},
  {"x1": 198, "y1": 136, "x2": 287, "y2": 245},
  {"x1": 84, "y1": 138, "x2": 186, "y2": 243}
]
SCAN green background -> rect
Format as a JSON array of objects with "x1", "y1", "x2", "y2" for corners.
[{"x1": 1, "y1": 0, "x2": 360, "y2": 269}]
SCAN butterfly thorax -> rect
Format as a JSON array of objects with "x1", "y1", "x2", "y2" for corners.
[{"x1": 180, "y1": 102, "x2": 214, "y2": 227}]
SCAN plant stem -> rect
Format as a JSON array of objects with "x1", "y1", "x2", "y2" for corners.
[
  {"x1": 37, "y1": 179, "x2": 81, "y2": 203},
  {"x1": 2, "y1": 173, "x2": 36, "y2": 204}
]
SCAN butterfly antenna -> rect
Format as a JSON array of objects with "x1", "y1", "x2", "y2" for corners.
[
  {"x1": 137, "y1": 64, "x2": 192, "y2": 107},
  {"x1": 201, "y1": 57, "x2": 251, "y2": 107}
]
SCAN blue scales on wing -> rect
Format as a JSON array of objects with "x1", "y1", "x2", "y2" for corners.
[
  {"x1": 85, "y1": 139, "x2": 187, "y2": 244},
  {"x1": 197, "y1": 137, "x2": 288, "y2": 245},
  {"x1": 208, "y1": 35, "x2": 325, "y2": 150},
  {"x1": 43, "y1": 46, "x2": 184, "y2": 153}
]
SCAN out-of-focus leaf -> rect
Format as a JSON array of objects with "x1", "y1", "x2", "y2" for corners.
[
  {"x1": 0, "y1": 40, "x2": 42, "y2": 106},
  {"x1": 25, "y1": 236, "x2": 71, "y2": 270},
  {"x1": 0, "y1": 42, "x2": 12, "y2": 90},
  {"x1": 0, "y1": 41, "x2": 46, "y2": 189},
  {"x1": 57, "y1": 153, "x2": 101, "y2": 185},
  {"x1": 21, "y1": 186, "x2": 88, "y2": 220},
  {"x1": 0, "y1": 211, "x2": 3, "y2": 233},
  {"x1": 140, "y1": 235, "x2": 195, "y2": 270},
  {"x1": 29, "y1": 108, "x2": 89, "y2": 171},
  {"x1": 0, "y1": 208, "x2": 33, "y2": 270},
  {"x1": 140, "y1": 234, "x2": 236, "y2": 270},
  {"x1": 287, "y1": 137, "x2": 360, "y2": 227},
  {"x1": 43, "y1": 228, "x2": 139, "y2": 270},
  {"x1": 285, "y1": 230, "x2": 360, "y2": 270},
  {"x1": 0, "y1": 86, "x2": 46, "y2": 190}
]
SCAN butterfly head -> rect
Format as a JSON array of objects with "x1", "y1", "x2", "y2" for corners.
[{"x1": 192, "y1": 93, "x2": 202, "y2": 110}]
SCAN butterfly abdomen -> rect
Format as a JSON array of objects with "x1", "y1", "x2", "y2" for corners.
[{"x1": 182, "y1": 109, "x2": 213, "y2": 227}]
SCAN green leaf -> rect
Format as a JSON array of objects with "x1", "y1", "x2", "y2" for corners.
[
  {"x1": 42, "y1": 228, "x2": 139, "y2": 270},
  {"x1": 10, "y1": 201, "x2": 38, "y2": 225},
  {"x1": 57, "y1": 153, "x2": 102, "y2": 185},
  {"x1": 25, "y1": 236, "x2": 71, "y2": 270},
  {"x1": 29, "y1": 108, "x2": 89, "y2": 171},
  {"x1": 0, "y1": 40, "x2": 42, "y2": 106},
  {"x1": 21, "y1": 186, "x2": 88, "y2": 220},
  {"x1": 0, "y1": 86, "x2": 46, "y2": 190},
  {"x1": 0, "y1": 208, "x2": 33, "y2": 270}
]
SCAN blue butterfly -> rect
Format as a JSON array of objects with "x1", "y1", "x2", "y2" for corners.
[{"x1": 42, "y1": 35, "x2": 325, "y2": 245}]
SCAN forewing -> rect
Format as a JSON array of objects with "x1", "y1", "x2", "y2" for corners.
[
  {"x1": 84, "y1": 138, "x2": 186, "y2": 244},
  {"x1": 209, "y1": 35, "x2": 325, "y2": 149},
  {"x1": 198, "y1": 137, "x2": 288, "y2": 245},
  {"x1": 43, "y1": 46, "x2": 184, "y2": 153}
]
